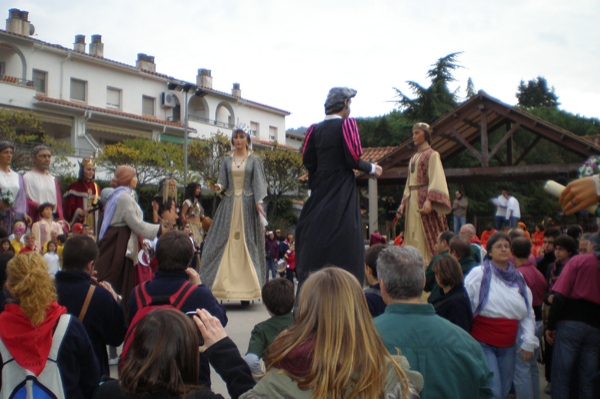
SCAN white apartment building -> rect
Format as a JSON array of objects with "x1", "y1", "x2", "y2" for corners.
[{"x1": 0, "y1": 8, "x2": 290, "y2": 162}]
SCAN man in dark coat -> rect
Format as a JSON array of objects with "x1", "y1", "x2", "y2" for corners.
[
  {"x1": 55, "y1": 235, "x2": 127, "y2": 377},
  {"x1": 295, "y1": 87, "x2": 382, "y2": 288},
  {"x1": 127, "y1": 230, "x2": 227, "y2": 388}
]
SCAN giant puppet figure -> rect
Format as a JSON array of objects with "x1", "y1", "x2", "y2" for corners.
[
  {"x1": 63, "y1": 157, "x2": 101, "y2": 233},
  {"x1": 22, "y1": 145, "x2": 63, "y2": 222},
  {"x1": 397, "y1": 123, "x2": 451, "y2": 264},
  {"x1": 200, "y1": 128, "x2": 267, "y2": 302},
  {"x1": 295, "y1": 87, "x2": 382, "y2": 287}
]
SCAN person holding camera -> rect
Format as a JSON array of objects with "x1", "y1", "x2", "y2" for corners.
[
  {"x1": 127, "y1": 230, "x2": 227, "y2": 389},
  {"x1": 94, "y1": 308, "x2": 255, "y2": 399}
]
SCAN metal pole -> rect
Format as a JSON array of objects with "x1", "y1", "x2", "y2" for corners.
[{"x1": 184, "y1": 89, "x2": 189, "y2": 183}]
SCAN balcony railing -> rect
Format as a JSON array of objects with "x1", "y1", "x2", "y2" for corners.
[
  {"x1": 0, "y1": 75, "x2": 34, "y2": 88},
  {"x1": 168, "y1": 114, "x2": 235, "y2": 130}
]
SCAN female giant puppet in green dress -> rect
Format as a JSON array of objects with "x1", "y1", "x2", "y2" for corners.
[
  {"x1": 200, "y1": 129, "x2": 267, "y2": 301},
  {"x1": 398, "y1": 123, "x2": 451, "y2": 264}
]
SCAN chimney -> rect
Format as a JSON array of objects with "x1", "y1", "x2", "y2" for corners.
[
  {"x1": 89, "y1": 34, "x2": 104, "y2": 57},
  {"x1": 19, "y1": 10, "x2": 32, "y2": 36},
  {"x1": 6, "y1": 8, "x2": 22, "y2": 35},
  {"x1": 232, "y1": 83, "x2": 241, "y2": 98},
  {"x1": 196, "y1": 69, "x2": 212, "y2": 89},
  {"x1": 74, "y1": 35, "x2": 86, "y2": 53},
  {"x1": 136, "y1": 53, "x2": 156, "y2": 72}
]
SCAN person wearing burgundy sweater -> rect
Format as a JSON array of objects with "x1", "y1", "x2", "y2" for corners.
[
  {"x1": 512, "y1": 237, "x2": 548, "y2": 399},
  {"x1": 546, "y1": 232, "x2": 600, "y2": 399}
]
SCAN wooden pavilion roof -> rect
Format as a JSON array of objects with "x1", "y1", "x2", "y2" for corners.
[{"x1": 357, "y1": 90, "x2": 600, "y2": 186}]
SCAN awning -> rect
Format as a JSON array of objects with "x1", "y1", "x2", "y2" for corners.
[
  {"x1": 86, "y1": 122, "x2": 152, "y2": 138},
  {"x1": 160, "y1": 134, "x2": 184, "y2": 144},
  {"x1": 39, "y1": 114, "x2": 73, "y2": 127}
]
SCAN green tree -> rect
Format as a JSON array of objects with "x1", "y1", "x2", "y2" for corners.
[
  {"x1": 187, "y1": 132, "x2": 232, "y2": 186},
  {"x1": 187, "y1": 133, "x2": 232, "y2": 214},
  {"x1": 465, "y1": 77, "x2": 476, "y2": 100},
  {"x1": 516, "y1": 77, "x2": 559, "y2": 108},
  {"x1": 0, "y1": 109, "x2": 73, "y2": 174},
  {"x1": 393, "y1": 52, "x2": 463, "y2": 123},
  {"x1": 256, "y1": 145, "x2": 306, "y2": 220},
  {"x1": 97, "y1": 138, "x2": 183, "y2": 186}
]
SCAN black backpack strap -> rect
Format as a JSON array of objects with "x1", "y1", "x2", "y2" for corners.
[{"x1": 171, "y1": 282, "x2": 196, "y2": 309}]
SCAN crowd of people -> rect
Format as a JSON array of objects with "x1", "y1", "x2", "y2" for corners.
[{"x1": 0, "y1": 87, "x2": 600, "y2": 399}]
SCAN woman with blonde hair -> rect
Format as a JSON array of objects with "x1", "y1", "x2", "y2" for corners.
[
  {"x1": 240, "y1": 267, "x2": 423, "y2": 399},
  {"x1": 0, "y1": 252, "x2": 99, "y2": 398}
]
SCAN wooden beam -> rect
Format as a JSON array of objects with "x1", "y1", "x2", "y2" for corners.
[
  {"x1": 373, "y1": 162, "x2": 582, "y2": 181},
  {"x1": 514, "y1": 135, "x2": 542, "y2": 165},
  {"x1": 480, "y1": 108, "x2": 489, "y2": 167},
  {"x1": 506, "y1": 122, "x2": 513, "y2": 166},
  {"x1": 488, "y1": 122, "x2": 520, "y2": 160},
  {"x1": 486, "y1": 102, "x2": 598, "y2": 157},
  {"x1": 450, "y1": 127, "x2": 483, "y2": 163}
]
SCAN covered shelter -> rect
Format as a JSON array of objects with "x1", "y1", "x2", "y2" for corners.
[{"x1": 355, "y1": 91, "x2": 600, "y2": 232}]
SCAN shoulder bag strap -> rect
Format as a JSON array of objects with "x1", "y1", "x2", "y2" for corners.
[{"x1": 78, "y1": 285, "x2": 96, "y2": 321}]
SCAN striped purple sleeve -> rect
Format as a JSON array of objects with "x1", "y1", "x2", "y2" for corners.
[
  {"x1": 342, "y1": 118, "x2": 363, "y2": 163},
  {"x1": 301, "y1": 124, "x2": 317, "y2": 159}
]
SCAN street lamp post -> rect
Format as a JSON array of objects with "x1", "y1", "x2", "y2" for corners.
[{"x1": 168, "y1": 82, "x2": 203, "y2": 184}]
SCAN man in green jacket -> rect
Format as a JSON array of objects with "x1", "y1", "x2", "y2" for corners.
[{"x1": 374, "y1": 245, "x2": 493, "y2": 399}]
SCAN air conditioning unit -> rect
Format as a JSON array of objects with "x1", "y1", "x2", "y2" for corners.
[{"x1": 161, "y1": 92, "x2": 176, "y2": 108}]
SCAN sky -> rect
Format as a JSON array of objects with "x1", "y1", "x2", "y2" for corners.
[{"x1": 7, "y1": 0, "x2": 600, "y2": 129}]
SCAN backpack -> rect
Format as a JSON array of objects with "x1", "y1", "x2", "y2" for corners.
[
  {"x1": 120, "y1": 281, "x2": 196, "y2": 366},
  {"x1": 0, "y1": 314, "x2": 71, "y2": 399}
]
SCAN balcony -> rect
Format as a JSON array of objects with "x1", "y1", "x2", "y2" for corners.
[
  {"x1": 168, "y1": 114, "x2": 235, "y2": 130},
  {"x1": 0, "y1": 74, "x2": 34, "y2": 88}
]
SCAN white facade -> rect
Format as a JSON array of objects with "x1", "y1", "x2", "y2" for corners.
[{"x1": 0, "y1": 8, "x2": 290, "y2": 167}]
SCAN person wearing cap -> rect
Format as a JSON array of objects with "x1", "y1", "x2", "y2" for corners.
[
  {"x1": 295, "y1": 87, "x2": 382, "y2": 288},
  {"x1": 71, "y1": 222, "x2": 84, "y2": 235},
  {"x1": 63, "y1": 157, "x2": 102, "y2": 235},
  {"x1": 397, "y1": 123, "x2": 451, "y2": 264},
  {"x1": 0, "y1": 141, "x2": 31, "y2": 233}
]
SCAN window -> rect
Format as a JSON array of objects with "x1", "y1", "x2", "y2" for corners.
[
  {"x1": 142, "y1": 96, "x2": 155, "y2": 116},
  {"x1": 269, "y1": 126, "x2": 278, "y2": 141},
  {"x1": 70, "y1": 78, "x2": 87, "y2": 102},
  {"x1": 33, "y1": 70, "x2": 47, "y2": 94},
  {"x1": 250, "y1": 121, "x2": 259, "y2": 137},
  {"x1": 106, "y1": 87, "x2": 121, "y2": 109},
  {"x1": 0, "y1": 62, "x2": 5, "y2": 76}
]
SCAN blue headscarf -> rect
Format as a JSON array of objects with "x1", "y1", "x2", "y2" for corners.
[{"x1": 98, "y1": 186, "x2": 132, "y2": 240}]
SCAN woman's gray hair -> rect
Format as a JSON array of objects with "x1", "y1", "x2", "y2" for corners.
[
  {"x1": 0, "y1": 141, "x2": 14, "y2": 153},
  {"x1": 377, "y1": 246, "x2": 425, "y2": 300}
]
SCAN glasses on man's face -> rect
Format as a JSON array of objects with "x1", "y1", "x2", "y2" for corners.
[
  {"x1": 543, "y1": 240, "x2": 554, "y2": 245},
  {"x1": 492, "y1": 244, "x2": 511, "y2": 250}
]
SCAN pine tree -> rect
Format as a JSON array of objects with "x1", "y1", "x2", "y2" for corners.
[{"x1": 516, "y1": 77, "x2": 560, "y2": 108}]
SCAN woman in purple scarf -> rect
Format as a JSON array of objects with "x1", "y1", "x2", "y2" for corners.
[{"x1": 464, "y1": 232, "x2": 538, "y2": 399}]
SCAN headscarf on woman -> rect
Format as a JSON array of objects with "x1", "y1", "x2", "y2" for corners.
[{"x1": 99, "y1": 166, "x2": 136, "y2": 240}]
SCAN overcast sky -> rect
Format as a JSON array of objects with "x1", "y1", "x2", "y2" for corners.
[{"x1": 8, "y1": 0, "x2": 600, "y2": 129}]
